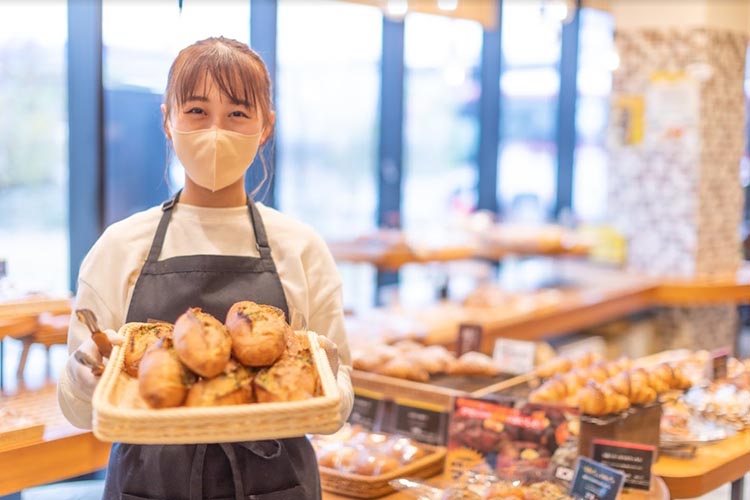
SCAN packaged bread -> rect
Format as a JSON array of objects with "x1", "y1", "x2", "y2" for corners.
[
  {"x1": 225, "y1": 301, "x2": 289, "y2": 367},
  {"x1": 123, "y1": 322, "x2": 174, "y2": 377},
  {"x1": 173, "y1": 308, "x2": 231, "y2": 378},
  {"x1": 138, "y1": 337, "x2": 194, "y2": 409}
]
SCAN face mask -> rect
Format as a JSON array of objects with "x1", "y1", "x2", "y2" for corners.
[{"x1": 170, "y1": 125, "x2": 262, "y2": 192}]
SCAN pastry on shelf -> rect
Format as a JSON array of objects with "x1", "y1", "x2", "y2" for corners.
[
  {"x1": 448, "y1": 351, "x2": 501, "y2": 377},
  {"x1": 607, "y1": 369, "x2": 657, "y2": 405},
  {"x1": 376, "y1": 357, "x2": 430, "y2": 382},
  {"x1": 577, "y1": 381, "x2": 630, "y2": 416}
]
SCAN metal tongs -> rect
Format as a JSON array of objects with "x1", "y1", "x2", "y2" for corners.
[{"x1": 74, "y1": 308, "x2": 114, "y2": 375}]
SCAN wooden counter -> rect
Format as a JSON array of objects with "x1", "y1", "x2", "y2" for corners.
[
  {"x1": 653, "y1": 431, "x2": 750, "y2": 499},
  {"x1": 0, "y1": 296, "x2": 71, "y2": 320},
  {"x1": 0, "y1": 384, "x2": 111, "y2": 496},
  {"x1": 321, "y1": 475, "x2": 670, "y2": 500}
]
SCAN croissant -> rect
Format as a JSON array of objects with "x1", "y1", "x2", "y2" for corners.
[
  {"x1": 643, "y1": 367, "x2": 671, "y2": 394},
  {"x1": 577, "y1": 382, "x2": 630, "y2": 416},
  {"x1": 607, "y1": 370, "x2": 657, "y2": 405},
  {"x1": 586, "y1": 362, "x2": 611, "y2": 383},
  {"x1": 651, "y1": 363, "x2": 692, "y2": 391},
  {"x1": 573, "y1": 352, "x2": 602, "y2": 370},
  {"x1": 670, "y1": 365, "x2": 693, "y2": 390},
  {"x1": 536, "y1": 357, "x2": 573, "y2": 379},
  {"x1": 604, "y1": 357, "x2": 632, "y2": 378},
  {"x1": 529, "y1": 376, "x2": 568, "y2": 403}
]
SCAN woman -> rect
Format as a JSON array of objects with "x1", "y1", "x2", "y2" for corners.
[{"x1": 58, "y1": 36, "x2": 353, "y2": 500}]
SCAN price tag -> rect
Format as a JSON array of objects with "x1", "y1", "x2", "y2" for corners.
[
  {"x1": 711, "y1": 346, "x2": 731, "y2": 381},
  {"x1": 592, "y1": 439, "x2": 655, "y2": 491},
  {"x1": 456, "y1": 323, "x2": 483, "y2": 356},
  {"x1": 569, "y1": 456, "x2": 625, "y2": 500},
  {"x1": 493, "y1": 338, "x2": 536, "y2": 374},
  {"x1": 349, "y1": 388, "x2": 386, "y2": 431},
  {"x1": 388, "y1": 398, "x2": 449, "y2": 446}
]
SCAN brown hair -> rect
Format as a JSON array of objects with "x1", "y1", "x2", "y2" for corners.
[{"x1": 163, "y1": 36, "x2": 274, "y2": 197}]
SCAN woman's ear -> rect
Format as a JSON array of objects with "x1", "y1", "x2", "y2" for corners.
[
  {"x1": 161, "y1": 104, "x2": 172, "y2": 140},
  {"x1": 261, "y1": 111, "x2": 275, "y2": 146}
]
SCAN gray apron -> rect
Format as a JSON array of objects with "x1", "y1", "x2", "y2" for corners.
[{"x1": 103, "y1": 193, "x2": 321, "y2": 500}]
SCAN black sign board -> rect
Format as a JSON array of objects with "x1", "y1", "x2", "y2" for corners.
[
  {"x1": 592, "y1": 439, "x2": 655, "y2": 491},
  {"x1": 569, "y1": 456, "x2": 625, "y2": 500},
  {"x1": 456, "y1": 323, "x2": 483, "y2": 356},
  {"x1": 387, "y1": 399, "x2": 449, "y2": 446},
  {"x1": 349, "y1": 389, "x2": 386, "y2": 431}
]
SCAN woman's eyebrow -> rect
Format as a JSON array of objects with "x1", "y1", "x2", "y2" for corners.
[
  {"x1": 185, "y1": 95, "x2": 209, "y2": 102},
  {"x1": 228, "y1": 98, "x2": 251, "y2": 107}
]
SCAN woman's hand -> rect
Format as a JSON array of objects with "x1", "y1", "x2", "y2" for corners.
[
  {"x1": 316, "y1": 334, "x2": 339, "y2": 376},
  {"x1": 67, "y1": 329, "x2": 124, "y2": 400}
]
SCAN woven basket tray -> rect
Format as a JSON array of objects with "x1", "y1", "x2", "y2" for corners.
[
  {"x1": 319, "y1": 444, "x2": 446, "y2": 499},
  {"x1": 92, "y1": 323, "x2": 342, "y2": 444}
]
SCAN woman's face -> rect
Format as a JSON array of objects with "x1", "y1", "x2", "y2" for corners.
[{"x1": 169, "y1": 76, "x2": 264, "y2": 136}]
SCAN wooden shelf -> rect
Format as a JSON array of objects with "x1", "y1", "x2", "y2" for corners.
[
  {"x1": 0, "y1": 384, "x2": 111, "y2": 496},
  {"x1": 653, "y1": 431, "x2": 750, "y2": 498}
]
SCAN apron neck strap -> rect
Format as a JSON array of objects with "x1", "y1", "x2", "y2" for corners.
[
  {"x1": 146, "y1": 191, "x2": 273, "y2": 263},
  {"x1": 247, "y1": 197, "x2": 273, "y2": 259},
  {"x1": 146, "y1": 191, "x2": 181, "y2": 263}
]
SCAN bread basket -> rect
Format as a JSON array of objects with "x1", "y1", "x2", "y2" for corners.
[
  {"x1": 92, "y1": 323, "x2": 342, "y2": 444},
  {"x1": 319, "y1": 444, "x2": 446, "y2": 498}
]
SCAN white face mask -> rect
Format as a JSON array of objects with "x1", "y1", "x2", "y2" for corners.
[{"x1": 170, "y1": 125, "x2": 262, "y2": 192}]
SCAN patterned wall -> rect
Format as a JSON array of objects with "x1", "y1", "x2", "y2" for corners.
[{"x1": 608, "y1": 27, "x2": 746, "y2": 350}]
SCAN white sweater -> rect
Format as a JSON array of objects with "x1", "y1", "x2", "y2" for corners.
[{"x1": 58, "y1": 201, "x2": 353, "y2": 429}]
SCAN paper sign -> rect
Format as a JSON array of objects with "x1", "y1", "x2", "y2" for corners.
[
  {"x1": 349, "y1": 388, "x2": 386, "y2": 431},
  {"x1": 570, "y1": 456, "x2": 625, "y2": 500},
  {"x1": 388, "y1": 398, "x2": 449, "y2": 446},
  {"x1": 592, "y1": 439, "x2": 655, "y2": 491},
  {"x1": 711, "y1": 346, "x2": 731, "y2": 381},
  {"x1": 456, "y1": 323, "x2": 483, "y2": 356},
  {"x1": 493, "y1": 338, "x2": 536, "y2": 375}
]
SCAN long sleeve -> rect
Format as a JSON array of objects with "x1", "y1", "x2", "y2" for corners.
[
  {"x1": 57, "y1": 279, "x2": 120, "y2": 429},
  {"x1": 308, "y1": 285, "x2": 354, "y2": 426}
]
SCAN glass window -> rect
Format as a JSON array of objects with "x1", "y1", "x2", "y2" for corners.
[
  {"x1": 573, "y1": 7, "x2": 615, "y2": 223},
  {"x1": 402, "y1": 13, "x2": 482, "y2": 239},
  {"x1": 498, "y1": 1, "x2": 563, "y2": 222},
  {"x1": 0, "y1": 2, "x2": 68, "y2": 296},
  {"x1": 400, "y1": 13, "x2": 482, "y2": 307},
  {"x1": 277, "y1": 0, "x2": 382, "y2": 311},
  {"x1": 102, "y1": 0, "x2": 250, "y2": 224}
]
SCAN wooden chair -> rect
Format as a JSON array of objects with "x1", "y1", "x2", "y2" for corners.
[{"x1": 16, "y1": 313, "x2": 70, "y2": 380}]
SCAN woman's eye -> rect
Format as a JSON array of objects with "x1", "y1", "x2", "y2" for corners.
[
  {"x1": 186, "y1": 107, "x2": 205, "y2": 115},
  {"x1": 230, "y1": 110, "x2": 250, "y2": 118}
]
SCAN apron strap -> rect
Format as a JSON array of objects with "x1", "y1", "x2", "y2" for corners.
[
  {"x1": 247, "y1": 197, "x2": 273, "y2": 260},
  {"x1": 146, "y1": 191, "x2": 181, "y2": 263},
  {"x1": 188, "y1": 443, "x2": 251, "y2": 500},
  {"x1": 147, "y1": 192, "x2": 272, "y2": 264},
  {"x1": 189, "y1": 444, "x2": 207, "y2": 500}
]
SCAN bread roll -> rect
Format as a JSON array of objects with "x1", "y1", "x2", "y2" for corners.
[
  {"x1": 173, "y1": 308, "x2": 231, "y2": 378},
  {"x1": 184, "y1": 362, "x2": 254, "y2": 407},
  {"x1": 225, "y1": 301, "x2": 289, "y2": 367},
  {"x1": 124, "y1": 322, "x2": 174, "y2": 377},
  {"x1": 254, "y1": 354, "x2": 317, "y2": 402},
  {"x1": 138, "y1": 337, "x2": 191, "y2": 408},
  {"x1": 377, "y1": 357, "x2": 430, "y2": 382}
]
